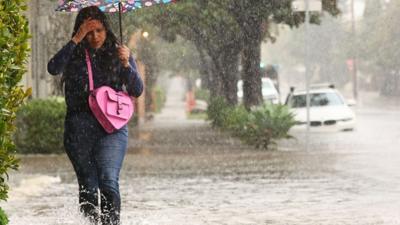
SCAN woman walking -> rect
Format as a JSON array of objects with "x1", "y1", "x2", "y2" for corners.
[{"x1": 48, "y1": 6, "x2": 143, "y2": 225}]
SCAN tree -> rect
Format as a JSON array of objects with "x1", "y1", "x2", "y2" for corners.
[
  {"x1": 125, "y1": 0, "x2": 339, "y2": 107},
  {"x1": 360, "y1": 0, "x2": 400, "y2": 96},
  {"x1": 136, "y1": 35, "x2": 159, "y2": 114},
  {"x1": 122, "y1": 11, "x2": 204, "y2": 111},
  {"x1": 169, "y1": 1, "x2": 243, "y2": 105},
  {"x1": 0, "y1": 0, "x2": 30, "y2": 210},
  {"x1": 128, "y1": 1, "x2": 243, "y2": 105},
  {"x1": 220, "y1": 0, "x2": 340, "y2": 108}
]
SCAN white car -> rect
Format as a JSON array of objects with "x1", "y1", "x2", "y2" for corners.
[
  {"x1": 237, "y1": 78, "x2": 280, "y2": 104},
  {"x1": 285, "y1": 85, "x2": 356, "y2": 132}
]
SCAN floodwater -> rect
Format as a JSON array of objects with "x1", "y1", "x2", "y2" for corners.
[{"x1": 2, "y1": 77, "x2": 400, "y2": 225}]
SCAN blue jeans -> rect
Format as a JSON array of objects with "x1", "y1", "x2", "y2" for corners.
[{"x1": 64, "y1": 112, "x2": 128, "y2": 225}]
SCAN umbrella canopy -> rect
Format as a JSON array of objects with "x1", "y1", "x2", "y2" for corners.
[
  {"x1": 55, "y1": 0, "x2": 177, "y2": 43},
  {"x1": 56, "y1": 0, "x2": 176, "y2": 13}
]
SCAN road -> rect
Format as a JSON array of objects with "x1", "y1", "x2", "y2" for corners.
[{"x1": 1, "y1": 77, "x2": 400, "y2": 225}]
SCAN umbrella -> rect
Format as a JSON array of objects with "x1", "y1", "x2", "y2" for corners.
[{"x1": 55, "y1": 0, "x2": 177, "y2": 43}]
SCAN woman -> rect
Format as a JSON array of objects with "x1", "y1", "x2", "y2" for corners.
[{"x1": 47, "y1": 6, "x2": 143, "y2": 225}]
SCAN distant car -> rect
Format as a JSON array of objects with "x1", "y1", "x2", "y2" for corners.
[
  {"x1": 285, "y1": 84, "x2": 356, "y2": 132},
  {"x1": 237, "y1": 78, "x2": 280, "y2": 104}
]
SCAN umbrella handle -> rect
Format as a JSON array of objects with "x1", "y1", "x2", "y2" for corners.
[{"x1": 118, "y1": 2, "x2": 123, "y2": 44}]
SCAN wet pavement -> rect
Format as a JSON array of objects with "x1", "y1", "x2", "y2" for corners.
[{"x1": 1, "y1": 77, "x2": 400, "y2": 225}]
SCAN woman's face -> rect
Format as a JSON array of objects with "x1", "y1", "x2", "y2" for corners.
[{"x1": 85, "y1": 20, "x2": 106, "y2": 49}]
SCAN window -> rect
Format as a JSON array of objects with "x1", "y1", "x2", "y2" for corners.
[{"x1": 289, "y1": 92, "x2": 344, "y2": 108}]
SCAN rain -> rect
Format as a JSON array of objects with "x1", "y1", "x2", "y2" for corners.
[{"x1": 1, "y1": 0, "x2": 400, "y2": 225}]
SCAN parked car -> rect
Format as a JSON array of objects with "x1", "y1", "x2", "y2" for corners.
[
  {"x1": 285, "y1": 84, "x2": 356, "y2": 132},
  {"x1": 237, "y1": 78, "x2": 280, "y2": 104}
]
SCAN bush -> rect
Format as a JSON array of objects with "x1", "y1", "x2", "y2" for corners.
[
  {"x1": 241, "y1": 104, "x2": 296, "y2": 149},
  {"x1": 14, "y1": 98, "x2": 66, "y2": 154},
  {"x1": 0, "y1": 0, "x2": 30, "y2": 203},
  {"x1": 194, "y1": 88, "x2": 210, "y2": 102},
  {"x1": 206, "y1": 97, "x2": 233, "y2": 128},
  {"x1": 223, "y1": 105, "x2": 249, "y2": 135},
  {"x1": 0, "y1": 207, "x2": 8, "y2": 225},
  {"x1": 207, "y1": 98, "x2": 295, "y2": 150},
  {"x1": 153, "y1": 86, "x2": 166, "y2": 113}
]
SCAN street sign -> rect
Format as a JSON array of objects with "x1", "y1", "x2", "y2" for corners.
[{"x1": 292, "y1": 0, "x2": 322, "y2": 12}]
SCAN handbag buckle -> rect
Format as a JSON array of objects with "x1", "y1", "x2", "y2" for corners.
[{"x1": 116, "y1": 93, "x2": 123, "y2": 115}]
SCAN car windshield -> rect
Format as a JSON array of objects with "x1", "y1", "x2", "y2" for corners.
[{"x1": 289, "y1": 92, "x2": 344, "y2": 108}]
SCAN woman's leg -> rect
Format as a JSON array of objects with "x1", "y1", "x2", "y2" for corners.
[
  {"x1": 64, "y1": 114, "x2": 103, "y2": 224},
  {"x1": 94, "y1": 125, "x2": 128, "y2": 225}
]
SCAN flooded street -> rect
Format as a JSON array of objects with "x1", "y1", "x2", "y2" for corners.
[{"x1": 2, "y1": 77, "x2": 400, "y2": 225}]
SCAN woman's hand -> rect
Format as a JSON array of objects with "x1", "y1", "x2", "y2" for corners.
[
  {"x1": 71, "y1": 18, "x2": 98, "y2": 44},
  {"x1": 118, "y1": 45, "x2": 131, "y2": 68}
]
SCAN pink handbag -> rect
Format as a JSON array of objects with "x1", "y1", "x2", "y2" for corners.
[{"x1": 85, "y1": 49, "x2": 134, "y2": 133}]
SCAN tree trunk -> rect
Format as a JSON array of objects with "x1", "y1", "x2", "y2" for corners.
[
  {"x1": 242, "y1": 28, "x2": 263, "y2": 109},
  {"x1": 208, "y1": 49, "x2": 240, "y2": 106},
  {"x1": 137, "y1": 38, "x2": 159, "y2": 114},
  {"x1": 197, "y1": 49, "x2": 211, "y2": 90},
  {"x1": 144, "y1": 66, "x2": 157, "y2": 113},
  {"x1": 208, "y1": 55, "x2": 224, "y2": 99},
  {"x1": 220, "y1": 47, "x2": 240, "y2": 106}
]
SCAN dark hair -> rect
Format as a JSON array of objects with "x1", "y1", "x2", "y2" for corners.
[
  {"x1": 71, "y1": 6, "x2": 118, "y2": 44},
  {"x1": 61, "y1": 6, "x2": 120, "y2": 91}
]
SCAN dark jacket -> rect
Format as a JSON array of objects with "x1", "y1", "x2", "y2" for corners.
[{"x1": 48, "y1": 40, "x2": 143, "y2": 115}]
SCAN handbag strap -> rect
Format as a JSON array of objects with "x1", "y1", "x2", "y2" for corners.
[{"x1": 84, "y1": 49, "x2": 94, "y2": 91}]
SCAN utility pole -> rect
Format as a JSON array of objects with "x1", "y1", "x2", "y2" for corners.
[
  {"x1": 305, "y1": 0, "x2": 311, "y2": 136},
  {"x1": 292, "y1": 0, "x2": 322, "y2": 150},
  {"x1": 351, "y1": 0, "x2": 358, "y2": 101}
]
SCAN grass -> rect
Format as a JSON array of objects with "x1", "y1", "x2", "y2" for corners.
[{"x1": 187, "y1": 112, "x2": 208, "y2": 120}]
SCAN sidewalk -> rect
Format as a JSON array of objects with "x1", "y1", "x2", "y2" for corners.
[
  {"x1": 128, "y1": 76, "x2": 247, "y2": 154},
  {"x1": 147, "y1": 76, "x2": 203, "y2": 128}
]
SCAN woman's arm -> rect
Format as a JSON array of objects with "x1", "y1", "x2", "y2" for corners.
[
  {"x1": 48, "y1": 19, "x2": 97, "y2": 75},
  {"x1": 47, "y1": 41, "x2": 77, "y2": 75},
  {"x1": 120, "y1": 56, "x2": 144, "y2": 98}
]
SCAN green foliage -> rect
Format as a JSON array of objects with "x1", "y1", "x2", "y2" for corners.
[
  {"x1": 207, "y1": 97, "x2": 295, "y2": 150},
  {"x1": 129, "y1": 0, "x2": 340, "y2": 107},
  {"x1": 0, "y1": 207, "x2": 8, "y2": 225},
  {"x1": 153, "y1": 86, "x2": 166, "y2": 113},
  {"x1": 222, "y1": 105, "x2": 249, "y2": 136},
  {"x1": 194, "y1": 88, "x2": 210, "y2": 102},
  {"x1": 187, "y1": 112, "x2": 207, "y2": 120},
  {"x1": 206, "y1": 97, "x2": 233, "y2": 128},
  {"x1": 242, "y1": 104, "x2": 296, "y2": 149},
  {"x1": 123, "y1": 6, "x2": 202, "y2": 77},
  {"x1": 0, "y1": 0, "x2": 30, "y2": 202},
  {"x1": 14, "y1": 98, "x2": 66, "y2": 154},
  {"x1": 128, "y1": 1, "x2": 243, "y2": 104}
]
